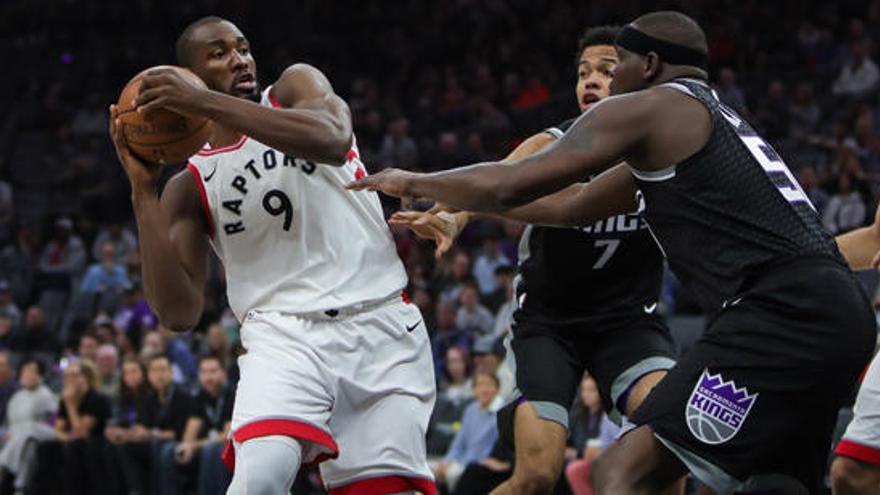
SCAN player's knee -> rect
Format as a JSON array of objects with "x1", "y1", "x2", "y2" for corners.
[
  {"x1": 228, "y1": 436, "x2": 302, "y2": 495},
  {"x1": 831, "y1": 456, "x2": 880, "y2": 494},
  {"x1": 591, "y1": 453, "x2": 631, "y2": 492},
  {"x1": 514, "y1": 464, "x2": 559, "y2": 494}
]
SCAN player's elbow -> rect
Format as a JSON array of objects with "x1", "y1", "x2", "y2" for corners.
[
  {"x1": 156, "y1": 306, "x2": 201, "y2": 333},
  {"x1": 312, "y1": 129, "x2": 352, "y2": 166}
]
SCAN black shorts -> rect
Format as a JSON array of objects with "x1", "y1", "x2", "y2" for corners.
[
  {"x1": 498, "y1": 309, "x2": 676, "y2": 447},
  {"x1": 632, "y1": 259, "x2": 877, "y2": 493}
]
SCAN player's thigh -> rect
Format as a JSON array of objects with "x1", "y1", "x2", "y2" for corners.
[
  {"x1": 585, "y1": 314, "x2": 676, "y2": 417},
  {"x1": 321, "y1": 301, "x2": 436, "y2": 491},
  {"x1": 230, "y1": 313, "x2": 337, "y2": 463},
  {"x1": 498, "y1": 319, "x2": 582, "y2": 448},
  {"x1": 511, "y1": 401, "x2": 567, "y2": 477},
  {"x1": 632, "y1": 306, "x2": 857, "y2": 493}
]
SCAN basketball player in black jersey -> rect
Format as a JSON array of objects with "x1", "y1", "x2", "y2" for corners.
[
  {"x1": 350, "y1": 11, "x2": 877, "y2": 493},
  {"x1": 392, "y1": 27, "x2": 678, "y2": 495}
]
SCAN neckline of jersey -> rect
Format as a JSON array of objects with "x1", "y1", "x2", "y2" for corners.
[{"x1": 197, "y1": 135, "x2": 249, "y2": 156}]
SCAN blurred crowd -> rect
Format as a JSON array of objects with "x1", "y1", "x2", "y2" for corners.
[{"x1": 2, "y1": 0, "x2": 880, "y2": 493}]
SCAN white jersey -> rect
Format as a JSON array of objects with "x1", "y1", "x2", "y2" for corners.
[{"x1": 187, "y1": 87, "x2": 407, "y2": 321}]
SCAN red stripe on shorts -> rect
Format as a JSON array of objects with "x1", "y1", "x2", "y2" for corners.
[
  {"x1": 328, "y1": 475, "x2": 437, "y2": 495},
  {"x1": 221, "y1": 418, "x2": 340, "y2": 472},
  {"x1": 835, "y1": 439, "x2": 880, "y2": 466}
]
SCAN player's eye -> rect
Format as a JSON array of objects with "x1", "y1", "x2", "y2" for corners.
[
  {"x1": 211, "y1": 51, "x2": 224, "y2": 59},
  {"x1": 578, "y1": 70, "x2": 588, "y2": 79},
  {"x1": 239, "y1": 47, "x2": 250, "y2": 56}
]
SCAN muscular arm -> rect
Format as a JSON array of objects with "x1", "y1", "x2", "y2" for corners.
[
  {"x1": 836, "y1": 204, "x2": 880, "y2": 270},
  {"x1": 204, "y1": 64, "x2": 351, "y2": 164},
  {"x1": 132, "y1": 174, "x2": 209, "y2": 332},
  {"x1": 360, "y1": 92, "x2": 653, "y2": 212}
]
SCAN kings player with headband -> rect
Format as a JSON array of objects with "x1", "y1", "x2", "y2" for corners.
[
  {"x1": 108, "y1": 16, "x2": 436, "y2": 495},
  {"x1": 350, "y1": 11, "x2": 875, "y2": 493},
  {"x1": 392, "y1": 26, "x2": 679, "y2": 495}
]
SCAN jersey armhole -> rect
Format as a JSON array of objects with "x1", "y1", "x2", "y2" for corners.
[
  {"x1": 186, "y1": 163, "x2": 215, "y2": 238},
  {"x1": 266, "y1": 85, "x2": 282, "y2": 108}
]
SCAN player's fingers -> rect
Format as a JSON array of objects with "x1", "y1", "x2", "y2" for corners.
[
  {"x1": 389, "y1": 211, "x2": 423, "y2": 224},
  {"x1": 436, "y1": 234, "x2": 453, "y2": 258},
  {"x1": 345, "y1": 177, "x2": 377, "y2": 190}
]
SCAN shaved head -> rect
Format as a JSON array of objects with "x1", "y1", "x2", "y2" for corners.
[
  {"x1": 631, "y1": 11, "x2": 708, "y2": 55},
  {"x1": 176, "y1": 15, "x2": 230, "y2": 67}
]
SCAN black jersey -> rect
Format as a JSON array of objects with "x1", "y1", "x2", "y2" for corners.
[
  {"x1": 515, "y1": 118, "x2": 664, "y2": 325},
  {"x1": 632, "y1": 79, "x2": 843, "y2": 315}
]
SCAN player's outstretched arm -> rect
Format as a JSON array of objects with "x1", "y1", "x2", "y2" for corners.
[
  {"x1": 835, "y1": 202, "x2": 880, "y2": 270},
  {"x1": 390, "y1": 132, "x2": 558, "y2": 257},
  {"x1": 136, "y1": 64, "x2": 352, "y2": 165},
  {"x1": 110, "y1": 106, "x2": 209, "y2": 333},
  {"x1": 347, "y1": 93, "x2": 651, "y2": 212}
]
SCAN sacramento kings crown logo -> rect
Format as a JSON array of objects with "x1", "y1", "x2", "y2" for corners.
[{"x1": 686, "y1": 369, "x2": 758, "y2": 444}]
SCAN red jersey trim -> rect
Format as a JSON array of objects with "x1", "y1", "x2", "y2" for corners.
[
  {"x1": 328, "y1": 475, "x2": 437, "y2": 495},
  {"x1": 221, "y1": 418, "x2": 340, "y2": 471},
  {"x1": 267, "y1": 86, "x2": 282, "y2": 108},
  {"x1": 197, "y1": 135, "x2": 248, "y2": 156},
  {"x1": 186, "y1": 163, "x2": 215, "y2": 238},
  {"x1": 835, "y1": 439, "x2": 880, "y2": 466}
]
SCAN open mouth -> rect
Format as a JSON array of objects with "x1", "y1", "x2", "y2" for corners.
[
  {"x1": 233, "y1": 73, "x2": 256, "y2": 92},
  {"x1": 581, "y1": 93, "x2": 600, "y2": 107}
]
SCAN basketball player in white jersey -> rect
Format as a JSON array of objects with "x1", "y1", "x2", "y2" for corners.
[{"x1": 108, "y1": 16, "x2": 436, "y2": 495}]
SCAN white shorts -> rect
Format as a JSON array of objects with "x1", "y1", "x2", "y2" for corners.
[
  {"x1": 836, "y1": 350, "x2": 880, "y2": 466},
  {"x1": 221, "y1": 295, "x2": 437, "y2": 493}
]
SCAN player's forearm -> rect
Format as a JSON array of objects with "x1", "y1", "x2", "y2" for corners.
[
  {"x1": 836, "y1": 225, "x2": 880, "y2": 271},
  {"x1": 199, "y1": 91, "x2": 351, "y2": 165},
  {"x1": 492, "y1": 185, "x2": 584, "y2": 226},
  {"x1": 131, "y1": 189, "x2": 204, "y2": 332}
]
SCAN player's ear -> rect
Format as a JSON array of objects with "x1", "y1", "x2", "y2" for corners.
[{"x1": 643, "y1": 52, "x2": 661, "y2": 81}]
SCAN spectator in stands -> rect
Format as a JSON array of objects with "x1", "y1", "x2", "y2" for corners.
[
  {"x1": 0, "y1": 351, "x2": 17, "y2": 427},
  {"x1": 432, "y1": 301, "x2": 471, "y2": 373},
  {"x1": 140, "y1": 328, "x2": 197, "y2": 384},
  {"x1": 456, "y1": 281, "x2": 495, "y2": 338},
  {"x1": 77, "y1": 332, "x2": 99, "y2": 363},
  {"x1": 490, "y1": 266, "x2": 516, "y2": 336},
  {"x1": 95, "y1": 344, "x2": 119, "y2": 399},
  {"x1": 33, "y1": 359, "x2": 111, "y2": 495},
  {"x1": 432, "y1": 370, "x2": 502, "y2": 493},
  {"x1": 473, "y1": 233, "x2": 511, "y2": 296},
  {"x1": 798, "y1": 166, "x2": 830, "y2": 214},
  {"x1": 428, "y1": 346, "x2": 474, "y2": 457},
  {"x1": 0, "y1": 357, "x2": 55, "y2": 494},
  {"x1": 198, "y1": 322, "x2": 232, "y2": 370},
  {"x1": 564, "y1": 374, "x2": 621, "y2": 495},
  {"x1": 823, "y1": 172, "x2": 868, "y2": 234},
  {"x1": 440, "y1": 346, "x2": 474, "y2": 406},
  {"x1": 379, "y1": 117, "x2": 419, "y2": 170},
  {"x1": 714, "y1": 67, "x2": 750, "y2": 118},
  {"x1": 104, "y1": 357, "x2": 151, "y2": 494},
  {"x1": 789, "y1": 82, "x2": 821, "y2": 138},
  {"x1": 115, "y1": 354, "x2": 192, "y2": 495},
  {"x1": 439, "y1": 250, "x2": 472, "y2": 305},
  {"x1": 755, "y1": 79, "x2": 792, "y2": 142},
  {"x1": 0, "y1": 281, "x2": 21, "y2": 329},
  {"x1": 91, "y1": 222, "x2": 137, "y2": 265},
  {"x1": 36, "y1": 217, "x2": 86, "y2": 292},
  {"x1": 472, "y1": 335, "x2": 514, "y2": 400},
  {"x1": 158, "y1": 355, "x2": 233, "y2": 495},
  {"x1": 79, "y1": 242, "x2": 130, "y2": 300},
  {"x1": 833, "y1": 40, "x2": 880, "y2": 98},
  {"x1": 10, "y1": 307, "x2": 57, "y2": 355},
  {"x1": 0, "y1": 315, "x2": 14, "y2": 350},
  {"x1": 114, "y1": 282, "x2": 157, "y2": 350}
]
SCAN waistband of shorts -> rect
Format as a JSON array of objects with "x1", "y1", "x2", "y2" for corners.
[{"x1": 252, "y1": 291, "x2": 409, "y2": 321}]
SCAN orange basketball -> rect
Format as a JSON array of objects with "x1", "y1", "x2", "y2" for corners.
[{"x1": 116, "y1": 66, "x2": 212, "y2": 165}]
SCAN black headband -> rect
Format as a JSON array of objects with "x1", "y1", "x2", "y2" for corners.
[{"x1": 615, "y1": 25, "x2": 708, "y2": 71}]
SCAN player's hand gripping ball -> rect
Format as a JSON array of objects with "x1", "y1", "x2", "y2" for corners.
[{"x1": 115, "y1": 66, "x2": 212, "y2": 165}]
